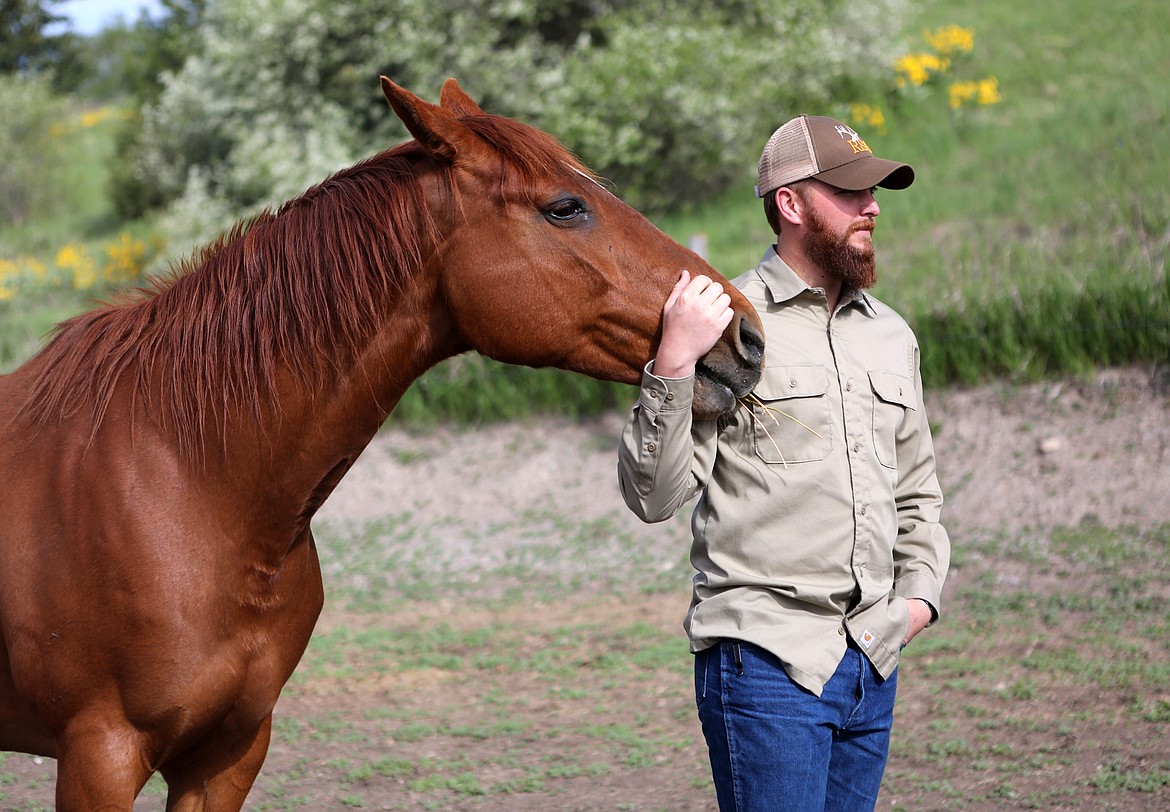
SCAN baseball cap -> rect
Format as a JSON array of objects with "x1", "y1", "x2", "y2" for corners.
[{"x1": 755, "y1": 115, "x2": 914, "y2": 197}]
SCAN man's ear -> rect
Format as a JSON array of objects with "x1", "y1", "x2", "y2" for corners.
[{"x1": 774, "y1": 187, "x2": 804, "y2": 228}]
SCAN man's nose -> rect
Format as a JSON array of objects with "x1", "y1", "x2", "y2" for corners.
[{"x1": 862, "y1": 192, "x2": 880, "y2": 217}]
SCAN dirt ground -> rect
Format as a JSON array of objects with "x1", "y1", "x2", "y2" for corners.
[
  {"x1": 320, "y1": 365, "x2": 1170, "y2": 541},
  {"x1": 296, "y1": 364, "x2": 1170, "y2": 811},
  {"x1": 3, "y1": 366, "x2": 1168, "y2": 810}
]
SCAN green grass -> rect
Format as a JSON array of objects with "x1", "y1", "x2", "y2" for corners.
[
  {"x1": 292, "y1": 617, "x2": 691, "y2": 687},
  {"x1": 312, "y1": 503, "x2": 692, "y2": 611},
  {"x1": 4, "y1": 514, "x2": 1168, "y2": 807},
  {"x1": 889, "y1": 522, "x2": 1170, "y2": 808},
  {"x1": 286, "y1": 521, "x2": 1170, "y2": 809},
  {"x1": 276, "y1": 517, "x2": 1170, "y2": 807}
]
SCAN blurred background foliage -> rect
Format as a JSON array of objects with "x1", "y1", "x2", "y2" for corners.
[
  {"x1": 1, "y1": 0, "x2": 1168, "y2": 421},
  {"x1": 3, "y1": 0, "x2": 913, "y2": 257},
  {"x1": 113, "y1": 0, "x2": 908, "y2": 248}
]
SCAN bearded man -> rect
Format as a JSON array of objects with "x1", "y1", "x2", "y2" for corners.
[{"x1": 617, "y1": 115, "x2": 951, "y2": 812}]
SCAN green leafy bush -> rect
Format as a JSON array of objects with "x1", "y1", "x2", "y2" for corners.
[
  {"x1": 122, "y1": 0, "x2": 910, "y2": 250},
  {"x1": 0, "y1": 74, "x2": 71, "y2": 226}
]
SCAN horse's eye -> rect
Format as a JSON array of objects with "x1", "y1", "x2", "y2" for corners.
[{"x1": 545, "y1": 197, "x2": 588, "y2": 223}]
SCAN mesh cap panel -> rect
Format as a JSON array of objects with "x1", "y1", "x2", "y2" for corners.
[{"x1": 755, "y1": 117, "x2": 817, "y2": 198}]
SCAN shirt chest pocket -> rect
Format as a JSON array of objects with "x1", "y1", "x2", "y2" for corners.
[
  {"x1": 869, "y1": 370, "x2": 916, "y2": 469},
  {"x1": 749, "y1": 364, "x2": 833, "y2": 465}
]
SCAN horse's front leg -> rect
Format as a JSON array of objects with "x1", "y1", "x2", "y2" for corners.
[
  {"x1": 54, "y1": 715, "x2": 153, "y2": 811},
  {"x1": 161, "y1": 714, "x2": 273, "y2": 812}
]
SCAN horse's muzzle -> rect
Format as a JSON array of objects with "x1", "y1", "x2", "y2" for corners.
[{"x1": 692, "y1": 312, "x2": 764, "y2": 418}]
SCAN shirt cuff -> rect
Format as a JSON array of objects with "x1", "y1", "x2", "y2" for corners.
[
  {"x1": 640, "y1": 361, "x2": 694, "y2": 413},
  {"x1": 894, "y1": 571, "x2": 943, "y2": 625}
]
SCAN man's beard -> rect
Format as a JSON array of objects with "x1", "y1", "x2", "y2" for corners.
[{"x1": 802, "y1": 208, "x2": 878, "y2": 290}]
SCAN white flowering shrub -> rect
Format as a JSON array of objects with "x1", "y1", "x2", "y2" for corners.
[{"x1": 131, "y1": 0, "x2": 908, "y2": 247}]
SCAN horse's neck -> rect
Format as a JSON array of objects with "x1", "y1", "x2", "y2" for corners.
[{"x1": 209, "y1": 273, "x2": 461, "y2": 540}]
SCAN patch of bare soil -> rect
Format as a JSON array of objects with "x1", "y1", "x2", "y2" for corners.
[
  {"x1": 320, "y1": 366, "x2": 1170, "y2": 543},
  {"x1": 928, "y1": 366, "x2": 1170, "y2": 533}
]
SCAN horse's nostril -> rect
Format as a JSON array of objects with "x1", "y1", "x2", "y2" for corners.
[{"x1": 737, "y1": 316, "x2": 765, "y2": 369}]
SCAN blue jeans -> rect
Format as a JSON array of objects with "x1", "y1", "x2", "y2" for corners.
[{"x1": 694, "y1": 640, "x2": 897, "y2": 812}]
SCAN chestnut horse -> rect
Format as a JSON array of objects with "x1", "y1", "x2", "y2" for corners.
[{"x1": 0, "y1": 78, "x2": 763, "y2": 809}]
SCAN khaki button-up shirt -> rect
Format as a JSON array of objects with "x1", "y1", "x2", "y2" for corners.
[{"x1": 617, "y1": 248, "x2": 950, "y2": 695}]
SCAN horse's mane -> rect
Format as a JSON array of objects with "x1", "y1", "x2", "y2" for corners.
[{"x1": 20, "y1": 110, "x2": 590, "y2": 458}]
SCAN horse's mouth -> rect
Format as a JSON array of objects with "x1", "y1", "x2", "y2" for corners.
[
  {"x1": 693, "y1": 360, "x2": 757, "y2": 419},
  {"x1": 691, "y1": 307, "x2": 765, "y2": 419}
]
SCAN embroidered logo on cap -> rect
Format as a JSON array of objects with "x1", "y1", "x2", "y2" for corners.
[{"x1": 834, "y1": 124, "x2": 872, "y2": 155}]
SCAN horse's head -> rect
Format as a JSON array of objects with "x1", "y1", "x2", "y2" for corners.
[{"x1": 380, "y1": 77, "x2": 763, "y2": 418}]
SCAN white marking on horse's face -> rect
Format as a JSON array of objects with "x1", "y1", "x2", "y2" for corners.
[{"x1": 567, "y1": 165, "x2": 613, "y2": 196}]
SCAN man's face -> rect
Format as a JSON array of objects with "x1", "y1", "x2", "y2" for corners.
[{"x1": 798, "y1": 182, "x2": 879, "y2": 290}]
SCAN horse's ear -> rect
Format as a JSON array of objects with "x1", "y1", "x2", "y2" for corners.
[
  {"x1": 439, "y1": 78, "x2": 485, "y2": 117},
  {"x1": 380, "y1": 76, "x2": 467, "y2": 163}
]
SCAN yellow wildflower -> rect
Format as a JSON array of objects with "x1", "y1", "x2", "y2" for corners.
[
  {"x1": 976, "y1": 77, "x2": 1001, "y2": 105},
  {"x1": 948, "y1": 77, "x2": 1002, "y2": 109},
  {"x1": 894, "y1": 53, "x2": 951, "y2": 88},
  {"x1": 947, "y1": 81, "x2": 976, "y2": 109},
  {"x1": 104, "y1": 232, "x2": 147, "y2": 285},
  {"x1": 0, "y1": 259, "x2": 18, "y2": 299},
  {"x1": 80, "y1": 109, "x2": 108, "y2": 128},
  {"x1": 924, "y1": 25, "x2": 975, "y2": 58},
  {"x1": 56, "y1": 243, "x2": 98, "y2": 291},
  {"x1": 849, "y1": 103, "x2": 887, "y2": 136},
  {"x1": 55, "y1": 244, "x2": 81, "y2": 269}
]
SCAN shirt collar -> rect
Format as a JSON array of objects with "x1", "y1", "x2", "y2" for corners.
[{"x1": 756, "y1": 245, "x2": 877, "y2": 318}]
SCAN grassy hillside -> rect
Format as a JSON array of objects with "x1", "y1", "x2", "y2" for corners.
[
  {"x1": 658, "y1": 0, "x2": 1170, "y2": 388},
  {"x1": 0, "y1": 106, "x2": 161, "y2": 371},
  {"x1": 2, "y1": 0, "x2": 1167, "y2": 413},
  {"x1": 392, "y1": 0, "x2": 1170, "y2": 415},
  {"x1": 673, "y1": 0, "x2": 1168, "y2": 298}
]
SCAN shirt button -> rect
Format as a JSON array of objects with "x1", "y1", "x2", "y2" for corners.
[
  {"x1": 649, "y1": 390, "x2": 659, "y2": 399},
  {"x1": 646, "y1": 443, "x2": 656, "y2": 453},
  {"x1": 665, "y1": 392, "x2": 674, "y2": 401},
  {"x1": 852, "y1": 442, "x2": 861, "y2": 453},
  {"x1": 860, "y1": 505, "x2": 868, "y2": 516},
  {"x1": 846, "y1": 381, "x2": 853, "y2": 392},
  {"x1": 838, "y1": 626, "x2": 846, "y2": 636},
  {"x1": 789, "y1": 379, "x2": 797, "y2": 388}
]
